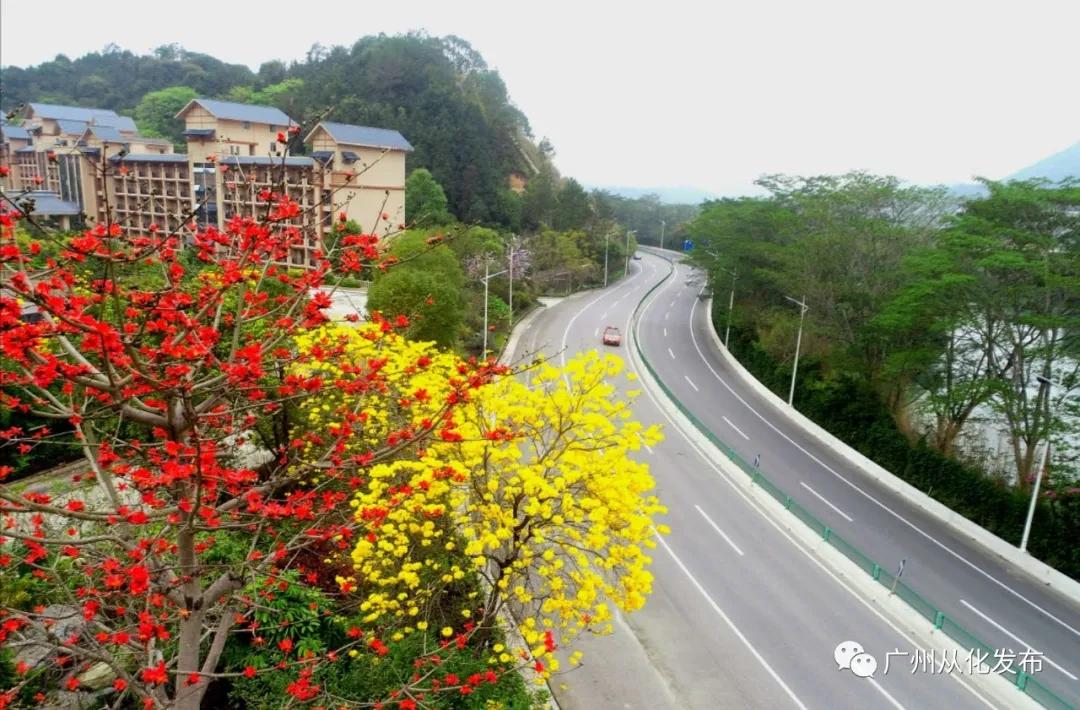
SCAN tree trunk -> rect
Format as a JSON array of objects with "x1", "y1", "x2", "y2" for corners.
[{"x1": 174, "y1": 609, "x2": 207, "y2": 710}]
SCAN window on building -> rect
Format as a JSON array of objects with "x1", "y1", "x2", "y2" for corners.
[{"x1": 242, "y1": 121, "x2": 251, "y2": 130}]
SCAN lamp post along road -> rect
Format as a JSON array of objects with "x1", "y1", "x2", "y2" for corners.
[
  {"x1": 722, "y1": 267, "x2": 737, "y2": 348},
  {"x1": 1020, "y1": 375, "x2": 1055, "y2": 553},
  {"x1": 704, "y1": 248, "x2": 736, "y2": 348},
  {"x1": 604, "y1": 232, "x2": 610, "y2": 288},
  {"x1": 481, "y1": 258, "x2": 509, "y2": 358},
  {"x1": 507, "y1": 240, "x2": 514, "y2": 325},
  {"x1": 625, "y1": 230, "x2": 634, "y2": 277},
  {"x1": 785, "y1": 295, "x2": 809, "y2": 406},
  {"x1": 660, "y1": 219, "x2": 666, "y2": 251}
]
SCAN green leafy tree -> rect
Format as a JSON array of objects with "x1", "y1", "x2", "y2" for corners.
[
  {"x1": 492, "y1": 188, "x2": 523, "y2": 232},
  {"x1": 951, "y1": 180, "x2": 1080, "y2": 485},
  {"x1": 522, "y1": 163, "x2": 559, "y2": 229},
  {"x1": 405, "y1": 168, "x2": 451, "y2": 225},
  {"x1": 553, "y1": 178, "x2": 593, "y2": 231},
  {"x1": 527, "y1": 229, "x2": 595, "y2": 293},
  {"x1": 366, "y1": 268, "x2": 464, "y2": 347},
  {"x1": 367, "y1": 231, "x2": 466, "y2": 347},
  {"x1": 133, "y1": 85, "x2": 198, "y2": 149},
  {"x1": 225, "y1": 79, "x2": 305, "y2": 121}
]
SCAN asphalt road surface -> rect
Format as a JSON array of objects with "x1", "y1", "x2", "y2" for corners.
[
  {"x1": 508, "y1": 253, "x2": 1014, "y2": 709},
  {"x1": 635, "y1": 251, "x2": 1080, "y2": 707}
]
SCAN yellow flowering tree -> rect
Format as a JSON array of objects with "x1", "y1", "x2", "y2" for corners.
[{"x1": 328, "y1": 345, "x2": 666, "y2": 681}]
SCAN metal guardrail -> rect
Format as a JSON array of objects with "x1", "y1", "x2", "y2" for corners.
[{"x1": 630, "y1": 252, "x2": 1075, "y2": 710}]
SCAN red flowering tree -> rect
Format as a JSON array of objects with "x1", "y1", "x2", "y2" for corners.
[{"x1": 0, "y1": 181, "x2": 510, "y2": 708}]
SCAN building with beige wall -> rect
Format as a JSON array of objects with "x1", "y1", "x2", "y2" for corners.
[
  {"x1": 307, "y1": 122, "x2": 412, "y2": 236},
  {"x1": 177, "y1": 99, "x2": 295, "y2": 164},
  {"x1": 2, "y1": 100, "x2": 412, "y2": 268}
]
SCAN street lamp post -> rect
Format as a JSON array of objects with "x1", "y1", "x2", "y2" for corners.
[
  {"x1": 703, "y1": 248, "x2": 735, "y2": 348},
  {"x1": 1020, "y1": 375, "x2": 1055, "y2": 553},
  {"x1": 660, "y1": 220, "x2": 666, "y2": 251},
  {"x1": 721, "y1": 267, "x2": 737, "y2": 348},
  {"x1": 481, "y1": 258, "x2": 508, "y2": 358},
  {"x1": 785, "y1": 295, "x2": 809, "y2": 406},
  {"x1": 603, "y1": 231, "x2": 610, "y2": 288},
  {"x1": 507, "y1": 239, "x2": 514, "y2": 325},
  {"x1": 625, "y1": 230, "x2": 634, "y2": 277}
]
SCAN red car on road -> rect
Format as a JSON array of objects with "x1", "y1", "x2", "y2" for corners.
[{"x1": 602, "y1": 326, "x2": 622, "y2": 346}]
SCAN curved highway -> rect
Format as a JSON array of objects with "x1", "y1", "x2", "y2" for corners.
[
  {"x1": 508, "y1": 253, "x2": 1009, "y2": 709},
  {"x1": 635, "y1": 251, "x2": 1080, "y2": 708}
]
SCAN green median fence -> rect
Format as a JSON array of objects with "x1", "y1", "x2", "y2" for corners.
[{"x1": 630, "y1": 252, "x2": 1075, "y2": 710}]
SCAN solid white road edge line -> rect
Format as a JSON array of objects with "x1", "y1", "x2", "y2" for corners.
[
  {"x1": 868, "y1": 678, "x2": 907, "y2": 710},
  {"x1": 694, "y1": 504, "x2": 745, "y2": 555},
  {"x1": 722, "y1": 415, "x2": 750, "y2": 441},
  {"x1": 632, "y1": 256, "x2": 1004, "y2": 709},
  {"x1": 800, "y1": 481, "x2": 854, "y2": 523},
  {"x1": 685, "y1": 283, "x2": 1080, "y2": 640},
  {"x1": 654, "y1": 531, "x2": 807, "y2": 709},
  {"x1": 959, "y1": 600, "x2": 1078, "y2": 681}
]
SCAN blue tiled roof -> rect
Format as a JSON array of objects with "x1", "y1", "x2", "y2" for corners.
[
  {"x1": 57, "y1": 119, "x2": 89, "y2": 135},
  {"x1": 1, "y1": 124, "x2": 32, "y2": 141},
  {"x1": 2, "y1": 190, "x2": 82, "y2": 216},
  {"x1": 86, "y1": 125, "x2": 126, "y2": 142},
  {"x1": 311, "y1": 151, "x2": 334, "y2": 164},
  {"x1": 28, "y1": 103, "x2": 120, "y2": 123},
  {"x1": 219, "y1": 156, "x2": 314, "y2": 167},
  {"x1": 179, "y1": 99, "x2": 293, "y2": 126},
  {"x1": 88, "y1": 114, "x2": 135, "y2": 132},
  {"x1": 312, "y1": 122, "x2": 413, "y2": 151},
  {"x1": 110, "y1": 153, "x2": 190, "y2": 163}
]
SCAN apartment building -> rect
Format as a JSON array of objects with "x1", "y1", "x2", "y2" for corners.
[
  {"x1": 1, "y1": 99, "x2": 413, "y2": 269},
  {"x1": 307, "y1": 121, "x2": 411, "y2": 235}
]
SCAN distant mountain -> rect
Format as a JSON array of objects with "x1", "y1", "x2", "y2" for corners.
[
  {"x1": 946, "y1": 182, "x2": 989, "y2": 199},
  {"x1": 1006, "y1": 141, "x2": 1080, "y2": 182},
  {"x1": 595, "y1": 185, "x2": 718, "y2": 205},
  {"x1": 940, "y1": 141, "x2": 1079, "y2": 200}
]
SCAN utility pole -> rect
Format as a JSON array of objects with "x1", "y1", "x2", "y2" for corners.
[
  {"x1": 481, "y1": 258, "x2": 509, "y2": 359},
  {"x1": 660, "y1": 219, "x2": 666, "y2": 251},
  {"x1": 785, "y1": 295, "x2": 809, "y2": 406},
  {"x1": 1020, "y1": 375, "x2": 1055, "y2": 553},
  {"x1": 625, "y1": 230, "x2": 634, "y2": 277}
]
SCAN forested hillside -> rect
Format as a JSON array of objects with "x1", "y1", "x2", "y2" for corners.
[{"x1": 1, "y1": 36, "x2": 540, "y2": 225}]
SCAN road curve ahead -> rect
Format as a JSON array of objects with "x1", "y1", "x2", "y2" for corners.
[
  {"x1": 508, "y1": 253, "x2": 1004, "y2": 710},
  {"x1": 637, "y1": 250, "x2": 1080, "y2": 708}
]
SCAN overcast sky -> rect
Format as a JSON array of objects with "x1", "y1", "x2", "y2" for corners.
[{"x1": 2, "y1": 0, "x2": 1077, "y2": 196}]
